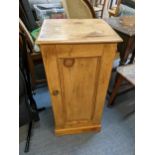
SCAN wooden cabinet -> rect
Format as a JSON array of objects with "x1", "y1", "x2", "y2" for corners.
[{"x1": 37, "y1": 19, "x2": 122, "y2": 135}]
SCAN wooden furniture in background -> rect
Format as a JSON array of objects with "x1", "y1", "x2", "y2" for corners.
[
  {"x1": 19, "y1": 19, "x2": 46, "y2": 89},
  {"x1": 62, "y1": 0, "x2": 96, "y2": 19},
  {"x1": 108, "y1": 0, "x2": 122, "y2": 17},
  {"x1": 36, "y1": 19, "x2": 122, "y2": 135},
  {"x1": 89, "y1": 0, "x2": 107, "y2": 18},
  {"x1": 117, "y1": 64, "x2": 135, "y2": 85},
  {"x1": 105, "y1": 16, "x2": 135, "y2": 65},
  {"x1": 109, "y1": 64, "x2": 135, "y2": 106},
  {"x1": 105, "y1": 16, "x2": 135, "y2": 106}
]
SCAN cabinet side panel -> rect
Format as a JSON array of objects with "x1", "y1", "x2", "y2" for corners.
[
  {"x1": 40, "y1": 45, "x2": 65, "y2": 128},
  {"x1": 93, "y1": 44, "x2": 117, "y2": 123}
]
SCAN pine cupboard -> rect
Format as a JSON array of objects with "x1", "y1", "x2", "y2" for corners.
[{"x1": 36, "y1": 19, "x2": 122, "y2": 135}]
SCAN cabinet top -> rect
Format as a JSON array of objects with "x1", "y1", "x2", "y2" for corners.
[{"x1": 36, "y1": 19, "x2": 122, "y2": 44}]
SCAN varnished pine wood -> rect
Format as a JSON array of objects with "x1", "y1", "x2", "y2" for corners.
[
  {"x1": 55, "y1": 124, "x2": 101, "y2": 136},
  {"x1": 37, "y1": 19, "x2": 122, "y2": 135},
  {"x1": 41, "y1": 44, "x2": 117, "y2": 134},
  {"x1": 36, "y1": 19, "x2": 122, "y2": 44}
]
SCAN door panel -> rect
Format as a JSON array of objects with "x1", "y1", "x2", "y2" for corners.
[{"x1": 57, "y1": 57, "x2": 101, "y2": 123}]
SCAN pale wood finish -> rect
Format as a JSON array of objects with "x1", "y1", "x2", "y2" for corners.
[
  {"x1": 41, "y1": 44, "x2": 117, "y2": 135},
  {"x1": 36, "y1": 19, "x2": 122, "y2": 44},
  {"x1": 62, "y1": 0, "x2": 96, "y2": 19},
  {"x1": 37, "y1": 19, "x2": 122, "y2": 135},
  {"x1": 55, "y1": 124, "x2": 101, "y2": 136}
]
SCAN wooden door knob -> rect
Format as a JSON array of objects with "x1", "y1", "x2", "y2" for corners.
[
  {"x1": 64, "y1": 58, "x2": 75, "y2": 67},
  {"x1": 52, "y1": 90, "x2": 59, "y2": 96}
]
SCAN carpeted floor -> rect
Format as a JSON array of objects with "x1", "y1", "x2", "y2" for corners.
[{"x1": 19, "y1": 83, "x2": 135, "y2": 155}]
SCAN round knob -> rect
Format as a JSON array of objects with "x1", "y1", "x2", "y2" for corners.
[
  {"x1": 52, "y1": 90, "x2": 59, "y2": 96},
  {"x1": 64, "y1": 58, "x2": 75, "y2": 67}
]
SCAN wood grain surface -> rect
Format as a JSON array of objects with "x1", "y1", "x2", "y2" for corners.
[
  {"x1": 36, "y1": 19, "x2": 122, "y2": 44},
  {"x1": 40, "y1": 44, "x2": 117, "y2": 135},
  {"x1": 37, "y1": 19, "x2": 122, "y2": 135}
]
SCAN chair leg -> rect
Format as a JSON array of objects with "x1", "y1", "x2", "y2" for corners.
[
  {"x1": 129, "y1": 50, "x2": 135, "y2": 64},
  {"x1": 108, "y1": 74, "x2": 124, "y2": 106},
  {"x1": 120, "y1": 37, "x2": 135, "y2": 66},
  {"x1": 101, "y1": 0, "x2": 107, "y2": 18}
]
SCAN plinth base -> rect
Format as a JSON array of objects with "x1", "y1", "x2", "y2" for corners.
[{"x1": 55, "y1": 124, "x2": 101, "y2": 136}]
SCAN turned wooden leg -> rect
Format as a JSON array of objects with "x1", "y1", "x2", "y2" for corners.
[{"x1": 108, "y1": 74, "x2": 124, "y2": 106}]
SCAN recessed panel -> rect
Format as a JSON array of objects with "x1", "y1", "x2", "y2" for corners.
[{"x1": 58, "y1": 57, "x2": 100, "y2": 123}]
